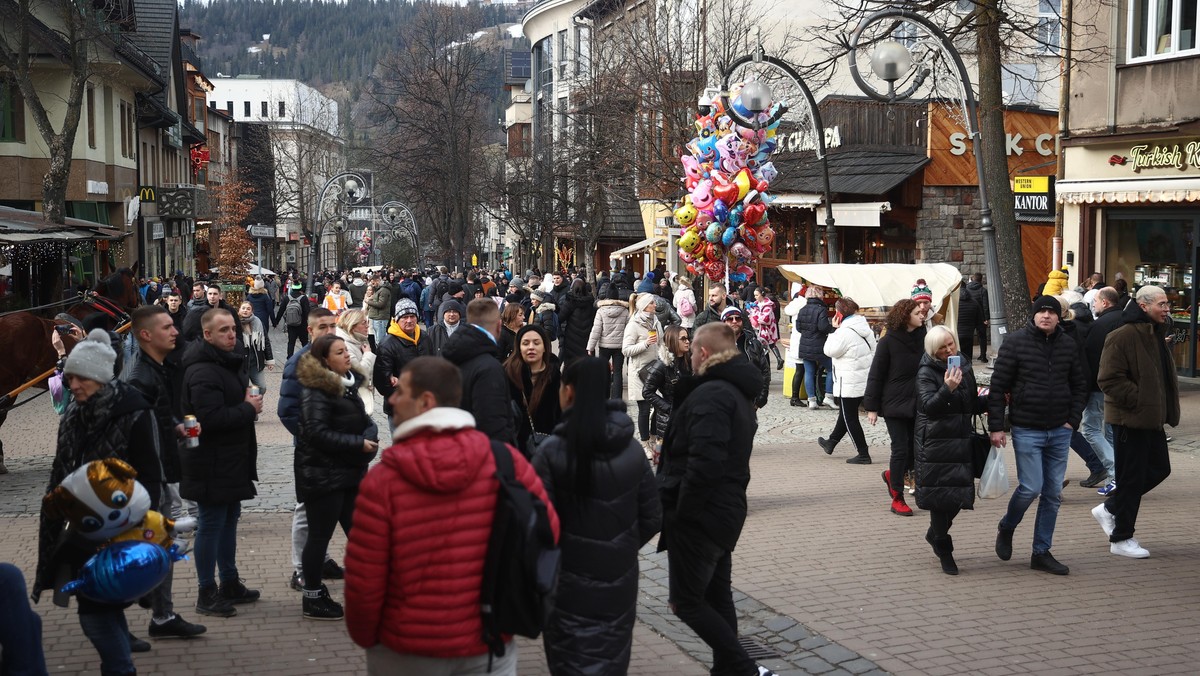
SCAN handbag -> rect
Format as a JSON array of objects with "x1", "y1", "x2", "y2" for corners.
[
  {"x1": 519, "y1": 392, "x2": 549, "y2": 457},
  {"x1": 978, "y1": 446, "x2": 1010, "y2": 499},
  {"x1": 970, "y1": 415, "x2": 990, "y2": 479}
]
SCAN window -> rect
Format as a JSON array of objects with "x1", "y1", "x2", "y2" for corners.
[
  {"x1": 244, "y1": 101, "x2": 251, "y2": 118},
  {"x1": 193, "y1": 98, "x2": 206, "y2": 133},
  {"x1": 5, "y1": 80, "x2": 31, "y2": 142},
  {"x1": 119, "y1": 101, "x2": 128, "y2": 158},
  {"x1": 573, "y1": 27, "x2": 585, "y2": 76},
  {"x1": 1128, "y1": 0, "x2": 1200, "y2": 61},
  {"x1": 226, "y1": 100, "x2": 233, "y2": 114},
  {"x1": 1037, "y1": 0, "x2": 1062, "y2": 54},
  {"x1": 86, "y1": 86, "x2": 96, "y2": 148},
  {"x1": 278, "y1": 101, "x2": 285, "y2": 117},
  {"x1": 557, "y1": 30, "x2": 567, "y2": 76},
  {"x1": 893, "y1": 21, "x2": 919, "y2": 48},
  {"x1": 261, "y1": 101, "x2": 268, "y2": 117}
]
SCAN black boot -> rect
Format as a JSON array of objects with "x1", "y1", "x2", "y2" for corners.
[
  {"x1": 926, "y1": 531, "x2": 958, "y2": 575},
  {"x1": 995, "y1": 526, "x2": 1015, "y2": 561},
  {"x1": 302, "y1": 585, "x2": 344, "y2": 621},
  {"x1": 196, "y1": 585, "x2": 236, "y2": 618},
  {"x1": 790, "y1": 398, "x2": 803, "y2": 407},
  {"x1": 845, "y1": 454, "x2": 872, "y2": 465}
]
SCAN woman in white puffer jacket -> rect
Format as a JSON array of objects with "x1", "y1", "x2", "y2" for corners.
[{"x1": 819, "y1": 297, "x2": 877, "y2": 464}]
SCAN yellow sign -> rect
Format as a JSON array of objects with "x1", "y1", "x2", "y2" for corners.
[
  {"x1": 471, "y1": 254, "x2": 478, "y2": 266},
  {"x1": 1013, "y1": 176, "x2": 1050, "y2": 193}
]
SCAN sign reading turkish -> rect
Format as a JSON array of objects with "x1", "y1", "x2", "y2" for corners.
[{"x1": 1108, "y1": 140, "x2": 1200, "y2": 173}]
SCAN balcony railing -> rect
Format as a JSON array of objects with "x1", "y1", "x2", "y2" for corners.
[{"x1": 157, "y1": 184, "x2": 211, "y2": 220}]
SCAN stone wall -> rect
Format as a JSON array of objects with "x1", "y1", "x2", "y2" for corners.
[{"x1": 915, "y1": 185, "x2": 989, "y2": 280}]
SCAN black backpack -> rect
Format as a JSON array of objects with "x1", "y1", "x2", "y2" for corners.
[
  {"x1": 283, "y1": 296, "x2": 304, "y2": 326},
  {"x1": 480, "y1": 440, "x2": 560, "y2": 661}
]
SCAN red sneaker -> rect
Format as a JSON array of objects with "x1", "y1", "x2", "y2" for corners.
[
  {"x1": 882, "y1": 470, "x2": 899, "y2": 500},
  {"x1": 891, "y1": 496, "x2": 913, "y2": 516}
]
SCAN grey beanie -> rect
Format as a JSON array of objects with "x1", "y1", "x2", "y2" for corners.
[
  {"x1": 63, "y1": 329, "x2": 117, "y2": 384},
  {"x1": 394, "y1": 297, "x2": 419, "y2": 319}
]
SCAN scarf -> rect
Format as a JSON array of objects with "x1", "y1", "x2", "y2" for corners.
[
  {"x1": 241, "y1": 316, "x2": 266, "y2": 352},
  {"x1": 52, "y1": 381, "x2": 128, "y2": 488},
  {"x1": 389, "y1": 320, "x2": 422, "y2": 345}
]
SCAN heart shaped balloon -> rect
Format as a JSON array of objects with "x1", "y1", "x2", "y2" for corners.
[{"x1": 744, "y1": 202, "x2": 766, "y2": 226}]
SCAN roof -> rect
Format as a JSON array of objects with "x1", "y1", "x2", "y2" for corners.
[
  {"x1": 772, "y1": 149, "x2": 929, "y2": 196},
  {"x1": 0, "y1": 206, "x2": 125, "y2": 244},
  {"x1": 129, "y1": 0, "x2": 178, "y2": 104},
  {"x1": 601, "y1": 191, "x2": 644, "y2": 240}
]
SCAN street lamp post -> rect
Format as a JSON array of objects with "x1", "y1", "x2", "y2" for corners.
[
  {"x1": 847, "y1": 7, "x2": 1007, "y2": 346},
  {"x1": 720, "y1": 47, "x2": 839, "y2": 263},
  {"x1": 379, "y1": 200, "x2": 419, "y2": 267},
  {"x1": 308, "y1": 171, "x2": 369, "y2": 294}
]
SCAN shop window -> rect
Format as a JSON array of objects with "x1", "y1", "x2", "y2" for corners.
[
  {"x1": 244, "y1": 101, "x2": 251, "y2": 118},
  {"x1": 279, "y1": 101, "x2": 286, "y2": 117},
  {"x1": 261, "y1": 101, "x2": 268, "y2": 117},
  {"x1": 86, "y1": 86, "x2": 96, "y2": 149},
  {"x1": 1128, "y1": 0, "x2": 1200, "y2": 62}
]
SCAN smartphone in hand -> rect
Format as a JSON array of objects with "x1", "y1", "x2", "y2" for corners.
[{"x1": 947, "y1": 354, "x2": 962, "y2": 369}]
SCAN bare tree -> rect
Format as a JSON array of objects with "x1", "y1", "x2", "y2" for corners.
[
  {"x1": 365, "y1": 4, "x2": 498, "y2": 270},
  {"x1": 802, "y1": 0, "x2": 1112, "y2": 332}
]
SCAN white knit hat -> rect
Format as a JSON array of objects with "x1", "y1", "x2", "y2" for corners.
[
  {"x1": 635, "y1": 293, "x2": 657, "y2": 312},
  {"x1": 63, "y1": 329, "x2": 117, "y2": 384}
]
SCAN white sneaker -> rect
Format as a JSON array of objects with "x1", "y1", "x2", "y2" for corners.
[
  {"x1": 1091, "y1": 503, "x2": 1116, "y2": 537},
  {"x1": 1110, "y1": 538, "x2": 1150, "y2": 558},
  {"x1": 823, "y1": 399, "x2": 837, "y2": 409},
  {"x1": 757, "y1": 666, "x2": 778, "y2": 676},
  {"x1": 807, "y1": 399, "x2": 819, "y2": 410}
]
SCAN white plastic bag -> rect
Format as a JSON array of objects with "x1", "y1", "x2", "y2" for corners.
[{"x1": 978, "y1": 446, "x2": 1010, "y2": 499}]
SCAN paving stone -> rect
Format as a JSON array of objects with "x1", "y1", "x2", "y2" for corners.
[
  {"x1": 764, "y1": 616, "x2": 798, "y2": 632},
  {"x1": 798, "y1": 635, "x2": 831, "y2": 651},
  {"x1": 840, "y1": 658, "x2": 881, "y2": 674},
  {"x1": 780, "y1": 625, "x2": 812, "y2": 642},
  {"x1": 814, "y1": 643, "x2": 862, "y2": 665},
  {"x1": 793, "y1": 655, "x2": 836, "y2": 674}
]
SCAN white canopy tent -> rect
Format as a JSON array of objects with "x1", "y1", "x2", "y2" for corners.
[{"x1": 777, "y1": 262, "x2": 965, "y2": 329}]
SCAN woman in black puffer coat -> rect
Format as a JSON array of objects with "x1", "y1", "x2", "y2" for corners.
[
  {"x1": 532, "y1": 357, "x2": 662, "y2": 676},
  {"x1": 296, "y1": 334, "x2": 379, "y2": 619},
  {"x1": 795, "y1": 286, "x2": 834, "y2": 407},
  {"x1": 864, "y1": 299, "x2": 927, "y2": 516},
  {"x1": 558, "y1": 279, "x2": 597, "y2": 365},
  {"x1": 641, "y1": 325, "x2": 693, "y2": 449},
  {"x1": 914, "y1": 325, "x2": 985, "y2": 576}
]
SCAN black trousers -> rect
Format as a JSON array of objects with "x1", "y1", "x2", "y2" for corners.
[
  {"x1": 285, "y1": 325, "x2": 309, "y2": 358},
  {"x1": 958, "y1": 329, "x2": 975, "y2": 366},
  {"x1": 790, "y1": 361, "x2": 805, "y2": 400},
  {"x1": 830, "y1": 396, "x2": 868, "y2": 456},
  {"x1": 636, "y1": 400, "x2": 652, "y2": 441},
  {"x1": 598, "y1": 347, "x2": 624, "y2": 400},
  {"x1": 885, "y1": 417, "x2": 915, "y2": 494},
  {"x1": 667, "y1": 523, "x2": 755, "y2": 676},
  {"x1": 976, "y1": 323, "x2": 988, "y2": 359},
  {"x1": 929, "y1": 508, "x2": 961, "y2": 539},
  {"x1": 1105, "y1": 425, "x2": 1171, "y2": 542},
  {"x1": 302, "y1": 488, "x2": 357, "y2": 590}
]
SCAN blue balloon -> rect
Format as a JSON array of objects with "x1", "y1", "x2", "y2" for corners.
[
  {"x1": 713, "y1": 200, "x2": 729, "y2": 224},
  {"x1": 730, "y1": 272, "x2": 748, "y2": 283},
  {"x1": 61, "y1": 541, "x2": 185, "y2": 604},
  {"x1": 722, "y1": 224, "x2": 738, "y2": 247}
]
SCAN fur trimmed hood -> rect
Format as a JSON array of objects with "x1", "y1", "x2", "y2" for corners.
[
  {"x1": 297, "y1": 352, "x2": 359, "y2": 397},
  {"x1": 697, "y1": 348, "x2": 738, "y2": 376}
]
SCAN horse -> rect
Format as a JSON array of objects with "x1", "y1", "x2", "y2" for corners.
[{"x1": 0, "y1": 266, "x2": 141, "y2": 466}]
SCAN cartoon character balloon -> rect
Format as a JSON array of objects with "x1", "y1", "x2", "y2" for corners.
[
  {"x1": 676, "y1": 80, "x2": 780, "y2": 281},
  {"x1": 61, "y1": 541, "x2": 186, "y2": 604}
]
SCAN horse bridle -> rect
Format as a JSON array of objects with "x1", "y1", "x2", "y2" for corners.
[{"x1": 86, "y1": 291, "x2": 132, "y2": 330}]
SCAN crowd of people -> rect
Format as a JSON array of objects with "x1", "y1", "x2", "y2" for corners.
[{"x1": 9, "y1": 260, "x2": 1179, "y2": 676}]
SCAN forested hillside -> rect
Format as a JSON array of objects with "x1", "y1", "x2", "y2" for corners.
[{"x1": 178, "y1": 0, "x2": 520, "y2": 88}]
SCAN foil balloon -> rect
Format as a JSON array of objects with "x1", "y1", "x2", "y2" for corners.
[
  {"x1": 674, "y1": 198, "x2": 698, "y2": 227},
  {"x1": 712, "y1": 178, "x2": 738, "y2": 207},
  {"x1": 721, "y1": 224, "x2": 738, "y2": 247},
  {"x1": 744, "y1": 202, "x2": 766, "y2": 226},
  {"x1": 61, "y1": 541, "x2": 186, "y2": 604},
  {"x1": 704, "y1": 259, "x2": 726, "y2": 281},
  {"x1": 705, "y1": 222, "x2": 723, "y2": 244},
  {"x1": 730, "y1": 242, "x2": 753, "y2": 260},
  {"x1": 713, "y1": 199, "x2": 729, "y2": 224},
  {"x1": 681, "y1": 155, "x2": 705, "y2": 183},
  {"x1": 692, "y1": 179, "x2": 715, "y2": 209},
  {"x1": 694, "y1": 209, "x2": 714, "y2": 227},
  {"x1": 759, "y1": 162, "x2": 778, "y2": 183},
  {"x1": 678, "y1": 228, "x2": 702, "y2": 253}
]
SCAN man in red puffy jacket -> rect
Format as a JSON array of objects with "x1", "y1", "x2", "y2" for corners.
[{"x1": 344, "y1": 356, "x2": 558, "y2": 674}]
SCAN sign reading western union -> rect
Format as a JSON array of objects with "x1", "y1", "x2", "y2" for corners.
[{"x1": 1013, "y1": 176, "x2": 1050, "y2": 193}]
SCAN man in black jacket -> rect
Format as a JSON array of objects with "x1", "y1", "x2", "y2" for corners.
[
  {"x1": 988, "y1": 296, "x2": 1087, "y2": 576},
  {"x1": 657, "y1": 323, "x2": 771, "y2": 676},
  {"x1": 1080, "y1": 287, "x2": 1121, "y2": 491},
  {"x1": 720, "y1": 306, "x2": 770, "y2": 408},
  {"x1": 373, "y1": 299, "x2": 434, "y2": 426},
  {"x1": 181, "y1": 309, "x2": 263, "y2": 617},
  {"x1": 125, "y1": 306, "x2": 205, "y2": 639},
  {"x1": 440, "y1": 299, "x2": 515, "y2": 445},
  {"x1": 693, "y1": 282, "x2": 733, "y2": 329}
]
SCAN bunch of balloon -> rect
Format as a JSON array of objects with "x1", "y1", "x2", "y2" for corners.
[
  {"x1": 676, "y1": 82, "x2": 780, "y2": 283},
  {"x1": 356, "y1": 229, "x2": 373, "y2": 264}
]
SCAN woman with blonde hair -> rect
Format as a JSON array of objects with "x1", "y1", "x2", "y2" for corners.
[
  {"x1": 641, "y1": 325, "x2": 693, "y2": 463},
  {"x1": 335, "y1": 309, "x2": 376, "y2": 413},
  {"x1": 673, "y1": 276, "x2": 698, "y2": 329},
  {"x1": 622, "y1": 293, "x2": 663, "y2": 453}
]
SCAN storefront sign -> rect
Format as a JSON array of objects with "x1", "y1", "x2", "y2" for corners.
[
  {"x1": 1012, "y1": 176, "x2": 1055, "y2": 219},
  {"x1": 927, "y1": 107, "x2": 1058, "y2": 186},
  {"x1": 151, "y1": 221, "x2": 165, "y2": 240},
  {"x1": 772, "y1": 127, "x2": 843, "y2": 155},
  {"x1": 950, "y1": 132, "x2": 1056, "y2": 157},
  {"x1": 1108, "y1": 140, "x2": 1200, "y2": 173}
]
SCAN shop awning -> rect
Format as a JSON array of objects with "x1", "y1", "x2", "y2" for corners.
[
  {"x1": 772, "y1": 149, "x2": 929, "y2": 196},
  {"x1": 777, "y1": 262, "x2": 964, "y2": 327},
  {"x1": 0, "y1": 206, "x2": 127, "y2": 244},
  {"x1": 609, "y1": 237, "x2": 666, "y2": 259},
  {"x1": 772, "y1": 193, "x2": 823, "y2": 209},
  {"x1": 1055, "y1": 177, "x2": 1200, "y2": 204}
]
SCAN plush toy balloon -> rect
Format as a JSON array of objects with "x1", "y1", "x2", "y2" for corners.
[
  {"x1": 679, "y1": 228, "x2": 702, "y2": 253},
  {"x1": 674, "y1": 198, "x2": 698, "y2": 227},
  {"x1": 61, "y1": 541, "x2": 186, "y2": 604},
  {"x1": 692, "y1": 179, "x2": 715, "y2": 210}
]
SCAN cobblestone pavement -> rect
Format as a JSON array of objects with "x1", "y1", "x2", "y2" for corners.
[{"x1": 3, "y1": 329, "x2": 1200, "y2": 674}]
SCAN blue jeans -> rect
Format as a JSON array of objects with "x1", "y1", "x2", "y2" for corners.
[
  {"x1": 195, "y1": 502, "x2": 241, "y2": 589},
  {"x1": 1081, "y1": 391, "x2": 1116, "y2": 479},
  {"x1": 802, "y1": 356, "x2": 833, "y2": 401},
  {"x1": 78, "y1": 608, "x2": 135, "y2": 675},
  {"x1": 1000, "y1": 425, "x2": 1072, "y2": 554},
  {"x1": 370, "y1": 318, "x2": 389, "y2": 348}
]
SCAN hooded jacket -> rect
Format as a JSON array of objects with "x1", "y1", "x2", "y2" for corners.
[
  {"x1": 621, "y1": 310, "x2": 662, "y2": 403},
  {"x1": 823, "y1": 313, "x2": 877, "y2": 398},
  {"x1": 863, "y1": 325, "x2": 926, "y2": 418},
  {"x1": 364, "y1": 283, "x2": 392, "y2": 322},
  {"x1": 587, "y1": 299, "x2": 629, "y2": 352},
  {"x1": 641, "y1": 350, "x2": 692, "y2": 437},
  {"x1": 441, "y1": 325, "x2": 516, "y2": 444},
  {"x1": 343, "y1": 408, "x2": 558, "y2": 658},
  {"x1": 532, "y1": 402, "x2": 661, "y2": 676},
  {"x1": 914, "y1": 353, "x2": 985, "y2": 512},
  {"x1": 558, "y1": 290, "x2": 597, "y2": 364},
  {"x1": 1098, "y1": 300, "x2": 1180, "y2": 430},
  {"x1": 657, "y1": 349, "x2": 762, "y2": 552},
  {"x1": 987, "y1": 319, "x2": 1088, "y2": 432},
  {"x1": 532, "y1": 301, "x2": 559, "y2": 341},
  {"x1": 736, "y1": 327, "x2": 771, "y2": 408},
  {"x1": 653, "y1": 296, "x2": 681, "y2": 329},
  {"x1": 294, "y1": 353, "x2": 378, "y2": 503},
  {"x1": 373, "y1": 321, "x2": 434, "y2": 417},
  {"x1": 794, "y1": 297, "x2": 834, "y2": 360},
  {"x1": 180, "y1": 338, "x2": 257, "y2": 504},
  {"x1": 124, "y1": 348, "x2": 184, "y2": 482},
  {"x1": 1084, "y1": 304, "x2": 1124, "y2": 392}
]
